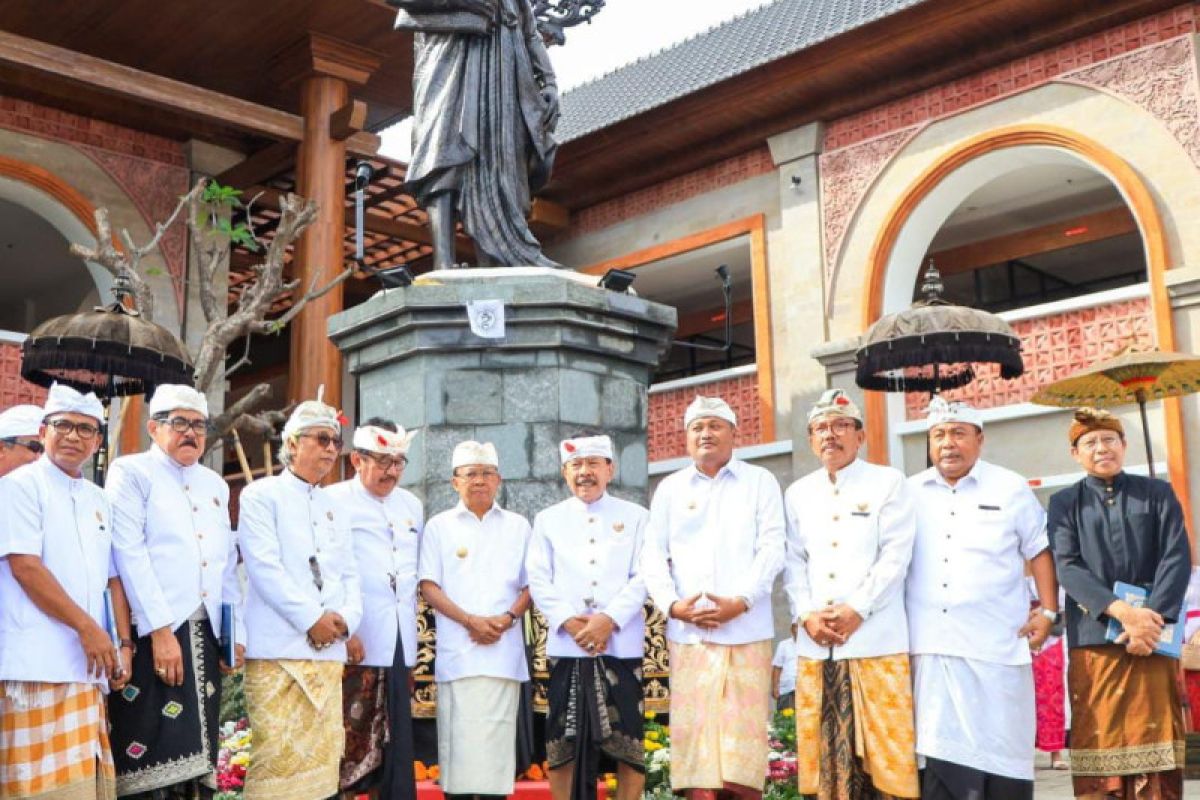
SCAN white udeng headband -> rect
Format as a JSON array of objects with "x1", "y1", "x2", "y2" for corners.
[
  {"x1": 352, "y1": 425, "x2": 417, "y2": 455},
  {"x1": 560, "y1": 435, "x2": 613, "y2": 464},
  {"x1": 925, "y1": 396, "x2": 984, "y2": 431},
  {"x1": 683, "y1": 395, "x2": 737, "y2": 428}
]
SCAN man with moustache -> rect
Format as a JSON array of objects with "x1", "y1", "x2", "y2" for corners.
[
  {"x1": 237, "y1": 389, "x2": 362, "y2": 800},
  {"x1": 907, "y1": 397, "x2": 1059, "y2": 799},
  {"x1": 104, "y1": 384, "x2": 245, "y2": 799},
  {"x1": 419, "y1": 441, "x2": 532, "y2": 800},
  {"x1": 784, "y1": 389, "x2": 918, "y2": 799},
  {"x1": 0, "y1": 383, "x2": 134, "y2": 800},
  {"x1": 0, "y1": 404, "x2": 46, "y2": 478},
  {"x1": 1050, "y1": 409, "x2": 1190, "y2": 800},
  {"x1": 327, "y1": 418, "x2": 421, "y2": 800},
  {"x1": 641, "y1": 396, "x2": 785, "y2": 800},
  {"x1": 527, "y1": 434, "x2": 647, "y2": 800}
]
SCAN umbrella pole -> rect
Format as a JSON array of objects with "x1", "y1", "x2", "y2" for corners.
[{"x1": 1136, "y1": 389, "x2": 1156, "y2": 479}]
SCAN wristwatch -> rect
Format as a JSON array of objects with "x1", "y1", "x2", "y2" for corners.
[
  {"x1": 505, "y1": 610, "x2": 519, "y2": 627},
  {"x1": 119, "y1": 638, "x2": 137, "y2": 654},
  {"x1": 1039, "y1": 607, "x2": 1061, "y2": 624}
]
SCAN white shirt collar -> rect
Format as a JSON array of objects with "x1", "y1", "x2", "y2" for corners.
[
  {"x1": 566, "y1": 492, "x2": 611, "y2": 513},
  {"x1": 282, "y1": 468, "x2": 319, "y2": 492},
  {"x1": 826, "y1": 457, "x2": 866, "y2": 487},
  {"x1": 922, "y1": 459, "x2": 985, "y2": 490},
  {"x1": 453, "y1": 499, "x2": 502, "y2": 520},
  {"x1": 35, "y1": 453, "x2": 89, "y2": 490},
  {"x1": 689, "y1": 457, "x2": 740, "y2": 483}
]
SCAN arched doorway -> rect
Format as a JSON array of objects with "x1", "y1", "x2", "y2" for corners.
[{"x1": 860, "y1": 125, "x2": 1190, "y2": 520}]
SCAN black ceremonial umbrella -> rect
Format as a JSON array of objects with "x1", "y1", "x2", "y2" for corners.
[
  {"x1": 855, "y1": 262, "x2": 1024, "y2": 394},
  {"x1": 21, "y1": 274, "x2": 193, "y2": 481}
]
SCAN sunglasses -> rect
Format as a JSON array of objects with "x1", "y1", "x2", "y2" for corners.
[
  {"x1": 2, "y1": 438, "x2": 44, "y2": 454},
  {"x1": 300, "y1": 432, "x2": 343, "y2": 450}
]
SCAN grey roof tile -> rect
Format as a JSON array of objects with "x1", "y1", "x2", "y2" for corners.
[{"x1": 557, "y1": 0, "x2": 928, "y2": 142}]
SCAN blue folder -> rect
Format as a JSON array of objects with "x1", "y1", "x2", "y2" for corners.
[
  {"x1": 220, "y1": 603, "x2": 237, "y2": 666},
  {"x1": 1104, "y1": 581, "x2": 1184, "y2": 658}
]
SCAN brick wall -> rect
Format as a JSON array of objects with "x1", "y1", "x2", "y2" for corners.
[
  {"x1": 648, "y1": 371, "x2": 763, "y2": 461},
  {"x1": 0, "y1": 96, "x2": 186, "y2": 166},
  {"x1": 0, "y1": 341, "x2": 47, "y2": 408}
]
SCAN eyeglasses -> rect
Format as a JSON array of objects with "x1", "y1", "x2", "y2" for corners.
[
  {"x1": 2, "y1": 438, "x2": 44, "y2": 454},
  {"x1": 1076, "y1": 434, "x2": 1123, "y2": 452},
  {"x1": 154, "y1": 415, "x2": 209, "y2": 434},
  {"x1": 46, "y1": 418, "x2": 100, "y2": 440},
  {"x1": 563, "y1": 457, "x2": 609, "y2": 472},
  {"x1": 360, "y1": 451, "x2": 408, "y2": 471},
  {"x1": 810, "y1": 419, "x2": 857, "y2": 437},
  {"x1": 455, "y1": 468, "x2": 500, "y2": 481},
  {"x1": 300, "y1": 432, "x2": 343, "y2": 450}
]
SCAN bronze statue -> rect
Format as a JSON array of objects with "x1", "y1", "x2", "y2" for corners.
[{"x1": 390, "y1": 0, "x2": 602, "y2": 269}]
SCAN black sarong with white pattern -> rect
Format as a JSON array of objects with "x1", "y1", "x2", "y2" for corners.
[
  {"x1": 546, "y1": 656, "x2": 644, "y2": 800},
  {"x1": 108, "y1": 615, "x2": 221, "y2": 798}
]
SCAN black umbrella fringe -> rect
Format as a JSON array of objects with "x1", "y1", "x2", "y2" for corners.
[
  {"x1": 855, "y1": 334, "x2": 1024, "y2": 393},
  {"x1": 21, "y1": 336, "x2": 194, "y2": 398}
]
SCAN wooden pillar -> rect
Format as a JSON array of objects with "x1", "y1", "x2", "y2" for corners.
[{"x1": 274, "y1": 35, "x2": 381, "y2": 409}]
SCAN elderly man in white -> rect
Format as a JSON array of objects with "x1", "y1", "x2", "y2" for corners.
[
  {"x1": 527, "y1": 434, "x2": 647, "y2": 800},
  {"x1": 0, "y1": 403, "x2": 46, "y2": 477},
  {"x1": 641, "y1": 395, "x2": 785, "y2": 800},
  {"x1": 907, "y1": 397, "x2": 1057, "y2": 800},
  {"x1": 785, "y1": 389, "x2": 918, "y2": 799},
  {"x1": 105, "y1": 383, "x2": 247, "y2": 799},
  {"x1": 237, "y1": 388, "x2": 362, "y2": 800},
  {"x1": 326, "y1": 417, "x2": 422, "y2": 800},
  {"x1": 419, "y1": 440, "x2": 532, "y2": 800},
  {"x1": 0, "y1": 383, "x2": 133, "y2": 800}
]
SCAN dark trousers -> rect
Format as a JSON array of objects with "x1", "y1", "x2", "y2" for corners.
[{"x1": 921, "y1": 756, "x2": 1033, "y2": 800}]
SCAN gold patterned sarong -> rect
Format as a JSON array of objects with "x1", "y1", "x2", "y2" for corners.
[
  {"x1": 1068, "y1": 646, "x2": 1185, "y2": 799},
  {"x1": 0, "y1": 681, "x2": 116, "y2": 800},
  {"x1": 795, "y1": 654, "x2": 919, "y2": 799},
  {"x1": 243, "y1": 659, "x2": 344, "y2": 800},
  {"x1": 667, "y1": 640, "x2": 773, "y2": 791}
]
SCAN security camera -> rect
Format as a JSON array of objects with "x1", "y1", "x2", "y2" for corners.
[
  {"x1": 715, "y1": 264, "x2": 730, "y2": 284},
  {"x1": 354, "y1": 162, "x2": 375, "y2": 192}
]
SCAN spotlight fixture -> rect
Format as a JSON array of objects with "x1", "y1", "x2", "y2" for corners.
[
  {"x1": 597, "y1": 268, "x2": 636, "y2": 294},
  {"x1": 375, "y1": 265, "x2": 415, "y2": 289}
]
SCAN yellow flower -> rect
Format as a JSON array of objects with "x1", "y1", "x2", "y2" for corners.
[
  {"x1": 644, "y1": 711, "x2": 656, "y2": 721},
  {"x1": 781, "y1": 708, "x2": 795, "y2": 718},
  {"x1": 604, "y1": 775, "x2": 618, "y2": 790},
  {"x1": 644, "y1": 740, "x2": 662, "y2": 752},
  {"x1": 645, "y1": 731, "x2": 659, "y2": 742}
]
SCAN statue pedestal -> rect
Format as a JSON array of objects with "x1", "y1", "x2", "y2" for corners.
[{"x1": 327, "y1": 267, "x2": 677, "y2": 518}]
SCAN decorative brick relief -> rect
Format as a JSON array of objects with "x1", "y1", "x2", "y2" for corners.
[
  {"x1": 1060, "y1": 36, "x2": 1200, "y2": 168},
  {"x1": 903, "y1": 297, "x2": 1155, "y2": 419},
  {"x1": 0, "y1": 342, "x2": 46, "y2": 408},
  {"x1": 818, "y1": 125, "x2": 921, "y2": 283},
  {"x1": 648, "y1": 371, "x2": 762, "y2": 461}
]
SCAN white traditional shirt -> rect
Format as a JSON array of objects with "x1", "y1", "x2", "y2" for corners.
[
  {"x1": 325, "y1": 477, "x2": 423, "y2": 668},
  {"x1": 0, "y1": 456, "x2": 116, "y2": 686},
  {"x1": 772, "y1": 637, "x2": 798, "y2": 695},
  {"x1": 907, "y1": 459, "x2": 1049, "y2": 665},
  {"x1": 784, "y1": 458, "x2": 915, "y2": 661},
  {"x1": 419, "y1": 501, "x2": 530, "y2": 683},
  {"x1": 641, "y1": 458, "x2": 785, "y2": 645},
  {"x1": 106, "y1": 445, "x2": 244, "y2": 643},
  {"x1": 527, "y1": 492, "x2": 648, "y2": 659},
  {"x1": 238, "y1": 470, "x2": 362, "y2": 663}
]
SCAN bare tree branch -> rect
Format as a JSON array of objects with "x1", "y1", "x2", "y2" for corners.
[{"x1": 223, "y1": 333, "x2": 255, "y2": 380}]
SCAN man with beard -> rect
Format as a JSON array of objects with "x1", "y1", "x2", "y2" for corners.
[
  {"x1": 419, "y1": 441, "x2": 532, "y2": 800},
  {"x1": 238, "y1": 389, "x2": 362, "y2": 800},
  {"x1": 641, "y1": 395, "x2": 785, "y2": 800},
  {"x1": 527, "y1": 434, "x2": 647, "y2": 800},
  {"x1": 0, "y1": 404, "x2": 46, "y2": 478},
  {"x1": 0, "y1": 383, "x2": 133, "y2": 800},
  {"x1": 907, "y1": 397, "x2": 1058, "y2": 799},
  {"x1": 105, "y1": 384, "x2": 246, "y2": 799},
  {"x1": 784, "y1": 389, "x2": 918, "y2": 799},
  {"x1": 1051, "y1": 408, "x2": 1190, "y2": 800},
  {"x1": 327, "y1": 418, "x2": 421, "y2": 800}
]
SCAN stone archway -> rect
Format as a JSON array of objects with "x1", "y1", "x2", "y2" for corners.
[{"x1": 857, "y1": 124, "x2": 1190, "y2": 524}]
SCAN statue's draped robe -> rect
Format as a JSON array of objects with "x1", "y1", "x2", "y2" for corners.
[{"x1": 397, "y1": 0, "x2": 559, "y2": 268}]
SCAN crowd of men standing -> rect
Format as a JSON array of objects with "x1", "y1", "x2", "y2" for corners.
[{"x1": 0, "y1": 380, "x2": 1191, "y2": 800}]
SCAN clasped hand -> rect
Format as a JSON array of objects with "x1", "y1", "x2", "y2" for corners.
[{"x1": 670, "y1": 593, "x2": 748, "y2": 630}]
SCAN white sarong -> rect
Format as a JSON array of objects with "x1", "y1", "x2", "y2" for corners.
[
  {"x1": 913, "y1": 654, "x2": 1035, "y2": 780},
  {"x1": 436, "y1": 676, "x2": 520, "y2": 795}
]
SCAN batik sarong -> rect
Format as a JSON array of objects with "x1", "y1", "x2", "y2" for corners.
[
  {"x1": 108, "y1": 616, "x2": 220, "y2": 796},
  {"x1": 339, "y1": 638, "x2": 416, "y2": 800},
  {"x1": 1068, "y1": 645, "x2": 1185, "y2": 800},
  {"x1": 436, "y1": 676, "x2": 520, "y2": 796},
  {"x1": 667, "y1": 640, "x2": 772, "y2": 793},
  {"x1": 795, "y1": 655, "x2": 919, "y2": 799},
  {"x1": 546, "y1": 656, "x2": 644, "y2": 800},
  {"x1": 0, "y1": 681, "x2": 117, "y2": 799},
  {"x1": 243, "y1": 659, "x2": 343, "y2": 800}
]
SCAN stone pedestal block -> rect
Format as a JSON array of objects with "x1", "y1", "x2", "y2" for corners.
[{"x1": 327, "y1": 267, "x2": 677, "y2": 520}]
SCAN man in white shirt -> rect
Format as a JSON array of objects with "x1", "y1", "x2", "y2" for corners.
[
  {"x1": 327, "y1": 418, "x2": 422, "y2": 800},
  {"x1": 641, "y1": 395, "x2": 785, "y2": 800},
  {"x1": 105, "y1": 384, "x2": 247, "y2": 799},
  {"x1": 771, "y1": 634, "x2": 797, "y2": 711},
  {"x1": 907, "y1": 397, "x2": 1057, "y2": 799},
  {"x1": 527, "y1": 434, "x2": 647, "y2": 800},
  {"x1": 784, "y1": 389, "x2": 918, "y2": 799},
  {"x1": 419, "y1": 440, "x2": 532, "y2": 800},
  {"x1": 237, "y1": 388, "x2": 363, "y2": 800},
  {"x1": 0, "y1": 383, "x2": 133, "y2": 800},
  {"x1": 0, "y1": 403, "x2": 46, "y2": 477}
]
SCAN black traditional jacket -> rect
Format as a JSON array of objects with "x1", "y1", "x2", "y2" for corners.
[{"x1": 1048, "y1": 472, "x2": 1192, "y2": 648}]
